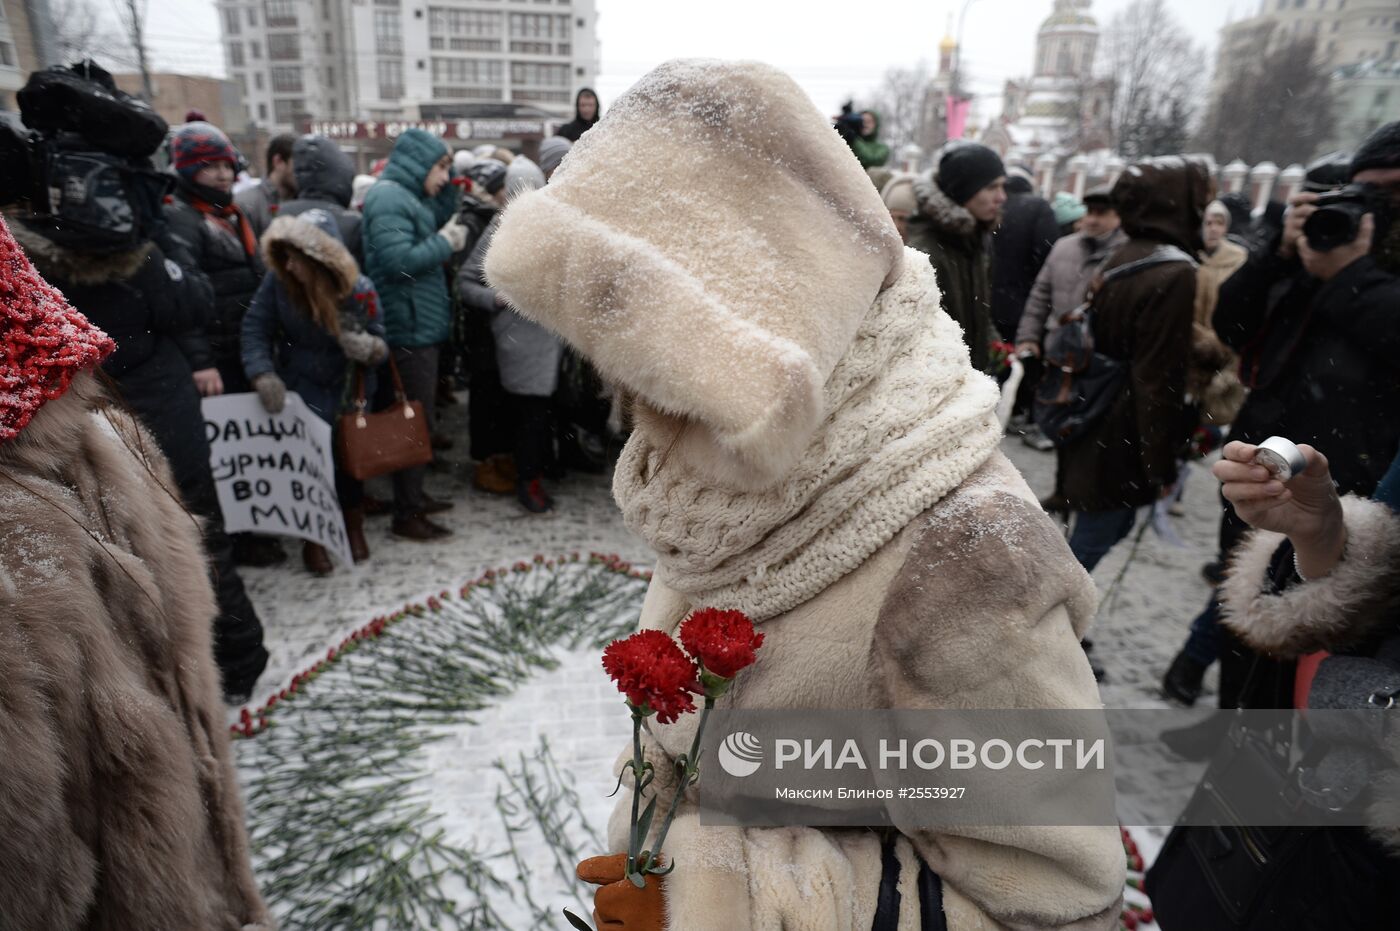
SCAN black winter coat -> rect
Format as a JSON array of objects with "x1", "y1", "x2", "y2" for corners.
[
  {"x1": 164, "y1": 188, "x2": 265, "y2": 377},
  {"x1": 11, "y1": 222, "x2": 214, "y2": 491},
  {"x1": 991, "y1": 189, "x2": 1059, "y2": 341},
  {"x1": 1216, "y1": 248, "x2": 1400, "y2": 539}
]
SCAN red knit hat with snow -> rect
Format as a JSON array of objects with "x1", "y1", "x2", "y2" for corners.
[{"x1": 0, "y1": 214, "x2": 114, "y2": 443}]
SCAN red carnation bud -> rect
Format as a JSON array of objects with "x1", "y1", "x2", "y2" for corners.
[{"x1": 601, "y1": 630, "x2": 701, "y2": 725}]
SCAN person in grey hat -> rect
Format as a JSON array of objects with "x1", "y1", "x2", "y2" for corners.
[{"x1": 538, "y1": 136, "x2": 572, "y2": 181}]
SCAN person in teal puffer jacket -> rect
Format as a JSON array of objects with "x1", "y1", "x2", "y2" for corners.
[{"x1": 361, "y1": 128, "x2": 469, "y2": 540}]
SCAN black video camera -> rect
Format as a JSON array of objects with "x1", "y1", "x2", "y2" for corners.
[{"x1": 1302, "y1": 182, "x2": 1391, "y2": 252}]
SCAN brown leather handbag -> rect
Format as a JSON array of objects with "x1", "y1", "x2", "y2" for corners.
[{"x1": 336, "y1": 355, "x2": 432, "y2": 481}]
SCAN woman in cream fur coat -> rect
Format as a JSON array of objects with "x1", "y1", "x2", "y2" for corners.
[{"x1": 485, "y1": 60, "x2": 1123, "y2": 930}]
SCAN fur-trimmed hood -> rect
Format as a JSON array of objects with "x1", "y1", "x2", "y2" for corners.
[
  {"x1": 261, "y1": 210, "x2": 359, "y2": 295},
  {"x1": 10, "y1": 218, "x2": 154, "y2": 286},
  {"x1": 912, "y1": 170, "x2": 982, "y2": 240}
]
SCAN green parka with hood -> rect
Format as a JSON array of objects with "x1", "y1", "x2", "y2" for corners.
[
  {"x1": 361, "y1": 129, "x2": 457, "y2": 348},
  {"x1": 849, "y1": 110, "x2": 890, "y2": 168}
]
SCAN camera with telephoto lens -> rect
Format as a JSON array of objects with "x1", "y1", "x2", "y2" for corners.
[{"x1": 1301, "y1": 182, "x2": 1391, "y2": 252}]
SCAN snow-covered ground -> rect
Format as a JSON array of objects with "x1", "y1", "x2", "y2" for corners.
[{"x1": 236, "y1": 400, "x2": 1225, "y2": 922}]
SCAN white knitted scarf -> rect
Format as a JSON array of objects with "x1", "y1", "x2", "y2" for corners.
[{"x1": 612, "y1": 256, "x2": 1003, "y2": 622}]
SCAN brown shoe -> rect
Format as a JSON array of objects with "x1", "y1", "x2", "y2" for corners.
[
  {"x1": 492, "y1": 453, "x2": 518, "y2": 485},
  {"x1": 473, "y1": 458, "x2": 515, "y2": 495},
  {"x1": 344, "y1": 507, "x2": 370, "y2": 563},
  {"x1": 391, "y1": 514, "x2": 452, "y2": 540},
  {"x1": 421, "y1": 494, "x2": 455, "y2": 514},
  {"x1": 362, "y1": 493, "x2": 391, "y2": 517},
  {"x1": 303, "y1": 541, "x2": 334, "y2": 575}
]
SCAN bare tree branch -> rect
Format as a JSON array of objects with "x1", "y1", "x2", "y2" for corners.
[
  {"x1": 1099, "y1": 0, "x2": 1207, "y2": 157},
  {"x1": 47, "y1": 0, "x2": 137, "y2": 69},
  {"x1": 1194, "y1": 33, "x2": 1336, "y2": 165}
]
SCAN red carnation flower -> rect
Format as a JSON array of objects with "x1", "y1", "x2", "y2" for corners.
[
  {"x1": 679, "y1": 608, "x2": 764, "y2": 680},
  {"x1": 602, "y1": 630, "x2": 701, "y2": 724}
]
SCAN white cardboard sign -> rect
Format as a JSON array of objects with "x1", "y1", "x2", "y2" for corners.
[{"x1": 202, "y1": 392, "x2": 353, "y2": 568}]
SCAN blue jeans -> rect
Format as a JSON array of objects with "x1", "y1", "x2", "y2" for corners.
[
  {"x1": 1183, "y1": 596, "x2": 1221, "y2": 666},
  {"x1": 1068, "y1": 508, "x2": 1137, "y2": 573}
]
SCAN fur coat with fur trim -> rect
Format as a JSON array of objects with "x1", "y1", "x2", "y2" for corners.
[
  {"x1": 485, "y1": 59, "x2": 1123, "y2": 930},
  {"x1": 608, "y1": 453, "x2": 1124, "y2": 931},
  {"x1": 907, "y1": 174, "x2": 996, "y2": 374},
  {"x1": 0, "y1": 376, "x2": 272, "y2": 930}
]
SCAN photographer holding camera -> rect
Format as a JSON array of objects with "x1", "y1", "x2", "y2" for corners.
[{"x1": 1162, "y1": 121, "x2": 1400, "y2": 714}]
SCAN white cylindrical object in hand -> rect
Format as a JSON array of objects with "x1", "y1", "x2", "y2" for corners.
[{"x1": 1254, "y1": 436, "x2": 1306, "y2": 483}]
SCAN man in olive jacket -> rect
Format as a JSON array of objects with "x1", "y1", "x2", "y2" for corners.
[
  {"x1": 361, "y1": 128, "x2": 470, "y2": 540},
  {"x1": 906, "y1": 143, "x2": 1007, "y2": 373}
]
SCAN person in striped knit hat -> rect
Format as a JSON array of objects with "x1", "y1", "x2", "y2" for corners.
[{"x1": 164, "y1": 121, "x2": 286, "y2": 567}]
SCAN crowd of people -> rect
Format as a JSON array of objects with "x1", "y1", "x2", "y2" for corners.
[{"x1": 2, "y1": 53, "x2": 1400, "y2": 929}]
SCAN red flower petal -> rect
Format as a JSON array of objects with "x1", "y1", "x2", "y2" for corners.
[
  {"x1": 601, "y1": 630, "x2": 700, "y2": 724},
  {"x1": 679, "y1": 608, "x2": 765, "y2": 680}
]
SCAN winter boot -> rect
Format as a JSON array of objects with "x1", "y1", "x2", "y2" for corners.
[
  {"x1": 473, "y1": 454, "x2": 516, "y2": 495},
  {"x1": 345, "y1": 507, "x2": 370, "y2": 563},
  {"x1": 1161, "y1": 650, "x2": 1208, "y2": 706},
  {"x1": 303, "y1": 541, "x2": 334, "y2": 576},
  {"x1": 391, "y1": 514, "x2": 453, "y2": 540},
  {"x1": 517, "y1": 478, "x2": 555, "y2": 514}
]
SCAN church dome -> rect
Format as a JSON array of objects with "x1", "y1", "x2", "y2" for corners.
[{"x1": 1041, "y1": 0, "x2": 1097, "y2": 31}]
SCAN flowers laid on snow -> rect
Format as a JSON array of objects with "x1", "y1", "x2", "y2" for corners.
[{"x1": 567, "y1": 608, "x2": 764, "y2": 930}]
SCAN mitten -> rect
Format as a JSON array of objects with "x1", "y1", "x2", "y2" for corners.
[
  {"x1": 339, "y1": 329, "x2": 389, "y2": 365},
  {"x1": 577, "y1": 854, "x2": 666, "y2": 931},
  {"x1": 252, "y1": 372, "x2": 287, "y2": 414},
  {"x1": 437, "y1": 215, "x2": 468, "y2": 252}
]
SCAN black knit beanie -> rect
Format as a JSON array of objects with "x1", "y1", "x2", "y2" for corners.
[
  {"x1": 937, "y1": 143, "x2": 1007, "y2": 206},
  {"x1": 1351, "y1": 121, "x2": 1400, "y2": 178}
]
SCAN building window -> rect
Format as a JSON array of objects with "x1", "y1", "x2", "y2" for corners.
[
  {"x1": 429, "y1": 7, "x2": 502, "y2": 37},
  {"x1": 325, "y1": 31, "x2": 333, "y2": 53},
  {"x1": 254, "y1": 71, "x2": 265, "y2": 90},
  {"x1": 1378, "y1": 90, "x2": 1391, "y2": 107},
  {"x1": 265, "y1": 0, "x2": 297, "y2": 27},
  {"x1": 268, "y1": 34, "x2": 298, "y2": 60},
  {"x1": 258, "y1": 102, "x2": 269, "y2": 119},
  {"x1": 375, "y1": 10, "x2": 403, "y2": 54},
  {"x1": 224, "y1": 6, "x2": 242, "y2": 35},
  {"x1": 508, "y1": 12, "x2": 569, "y2": 38},
  {"x1": 273, "y1": 98, "x2": 305, "y2": 124},
  {"x1": 0, "y1": 42, "x2": 14, "y2": 67},
  {"x1": 271, "y1": 65, "x2": 303, "y2": 92},
  {"x1": 432, "y1": 57, "x2": 503, "y2": 84},
  {"x1": 510, "y1": 62, "x2": 568, "y2": 86},
  {"x1": 326, "y1": 66, "x2": 335, "y2": 87},
  {"x1": 377, "y1": 59, "x2": 404, "y2": 98},
  {"x1": 228, "y1": 42, "x2": 245, "y2": 66},
  {"x1": 247, "y1": 6, "x2": 257, "y2": 25},
  {"x1": 234, "y1": 72, "x2": 247, "y2": 94},
  {"x1": 250, "y1": 40, "x2": 262, "y2": 59}
]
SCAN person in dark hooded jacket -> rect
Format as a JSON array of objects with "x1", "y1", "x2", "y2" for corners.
[
  {"x1": 991, "y1": 170, "x2": 1060, "y2": 342},
  {"x1": 555, "y1": 88, "x2": 601, "y2": 142},
  {"x1": 1058, "y1": 157, "x2": 1209, "y2": 571},
  {"x1": 277, "y1": 134, "x2": 363, "y2": 262},
  {"x1": 11, "y1": 202, "x2": 270, "y2": 705}
]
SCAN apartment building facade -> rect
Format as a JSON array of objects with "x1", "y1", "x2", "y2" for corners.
[{"x1": 218, "y1": 0, "x2": 598, "y2": 133}]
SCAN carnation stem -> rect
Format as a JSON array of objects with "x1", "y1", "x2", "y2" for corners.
[
  {"x1": 640, "y1": 695, "x2": 714, "y2": 876},
  {"x1": 626, "y1": 708, "x2": 645, "y2": 880}
]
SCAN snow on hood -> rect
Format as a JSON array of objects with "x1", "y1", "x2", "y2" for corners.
[{"x1": 484, "y1": 59, "x2": 904, "y2": 485}]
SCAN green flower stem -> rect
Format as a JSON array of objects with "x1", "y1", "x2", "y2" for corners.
[
  {"x1": 640, "y1": 695, "x2": 715, "y2": 876},
  {"x1": 625, "y1": 708, "x2": 646, "y2": 879}
]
